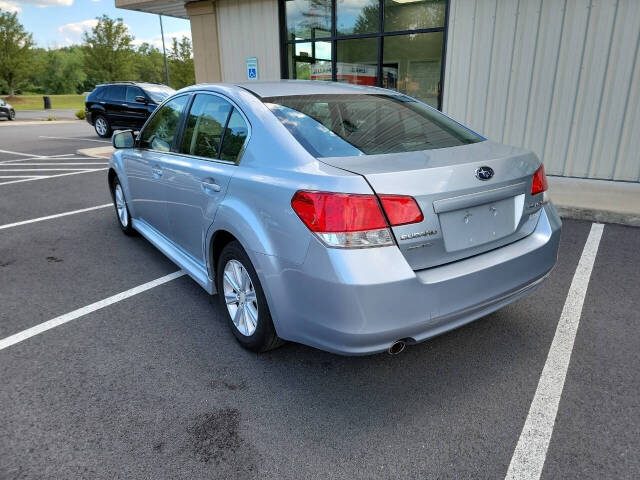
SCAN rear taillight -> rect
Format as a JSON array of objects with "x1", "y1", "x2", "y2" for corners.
[
  {"x1": 531, "y1": 164, "x2": 548, "y2": 195},
  {"x1": 291, "y1": 191, "x2": 422, "y2": 248},
  {"x1": 378, "y1": 194, "x2": 424, "y2": 226}
]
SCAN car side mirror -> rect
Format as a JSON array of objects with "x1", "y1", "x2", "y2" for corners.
[
  {"x1": 135, "y1": 95, "x2": 148, "y2": 104},
  {"x1": 113, "y1": 130, "x2": 135, "y2": 149}
]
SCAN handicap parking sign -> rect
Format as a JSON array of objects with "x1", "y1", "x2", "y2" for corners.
[{"x1": 246, "y1": 57, "x2": 259, "y2": 81}]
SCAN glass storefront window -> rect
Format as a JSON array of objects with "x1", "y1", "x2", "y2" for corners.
[
  {"x1": 285, "y1": 0, "x2": 332, "y2": 40},
  {"x1": 282, "y1": 1, "x2": 448, "y2": 109},
  {"x1": 382, "y1": 32, "x2": 443, "y2": 107},
  {"x1": 288, "y1": 42, "x2": 333, "y2": 80},
  {"x1": 336, "y1": 38, "x2": 379, "y2": 86},
  {"x1": 336, "y1": 0, "x2": 379, "y2": 36},
  {"x1": 384, "y1": 0, "x2": 446, "y2": 32}
]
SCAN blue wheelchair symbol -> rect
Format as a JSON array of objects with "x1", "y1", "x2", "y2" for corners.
[{"x1": 248, "y1": 68, "x2": 257, "y2": 79}]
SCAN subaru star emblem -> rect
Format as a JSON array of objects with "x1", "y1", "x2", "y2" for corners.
[{"x1": 475, "y1": 166, "x2": 494, "y2": 181}]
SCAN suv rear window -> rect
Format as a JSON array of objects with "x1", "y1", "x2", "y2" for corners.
[{"x1": 263, "y1": 94, "x2": 484, "y2": 158}]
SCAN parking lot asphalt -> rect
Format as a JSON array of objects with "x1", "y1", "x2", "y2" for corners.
[
  {"x1": 1, "y1": 109, "x2": 80, "y2": 122},
  {"x1": 1, "y1": 122, "x2": 639, "y2": 479}
]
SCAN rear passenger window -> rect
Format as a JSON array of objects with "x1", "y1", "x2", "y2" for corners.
[
  {"x1": 220, "y1": 109, "x2": 249, "y2": 162},
  {"x1": 181, "y1": 94, "x2": 232, "y2": 160},
  {"x1": 106, "y1": 85, "x2": 125, "y2": 102},
  {"x1": 140, "y1": 96, "x2": 188, "y2": 151}
]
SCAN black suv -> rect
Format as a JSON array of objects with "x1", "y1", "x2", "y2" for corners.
[{"x1": 85, "y1": 82, "x2": 175, "y2": 137}]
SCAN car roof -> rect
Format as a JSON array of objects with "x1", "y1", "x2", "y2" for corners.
[
  {"x1": 96, "y1": 82, "x2": 171, "y2": 88},
  {"x1": 182, "y1": 80, "x2": 390, "y2": 99}
]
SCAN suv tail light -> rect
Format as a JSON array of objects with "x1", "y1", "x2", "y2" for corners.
[
  {"x1": 531, "y1": 164, "x2": 548, "y2": 195},
  {"x1": 291, "y1": 191, "x2": 422, "y2": 248}
]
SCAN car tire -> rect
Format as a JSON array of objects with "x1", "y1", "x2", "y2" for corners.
[
  {"x1": 217, "y1": 241, "x2": 283, "y2": 352},
  {"x1": 94, "y1": 114, "x2": 112, "y2": 138},
  {"x1": 111, "y1": 176, "x2": 135, "y2": 235},
  {"x1": 8, "y1": 110, "x2": 15, "y2": 121}
]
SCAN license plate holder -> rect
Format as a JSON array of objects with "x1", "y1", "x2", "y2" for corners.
[{"x1": 439, "y1": 196, "x2": 520, "y2": 252}]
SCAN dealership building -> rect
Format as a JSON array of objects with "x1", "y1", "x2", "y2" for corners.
[{"x1": 115, "y1": 0, "x2": 640, "y2": 184}]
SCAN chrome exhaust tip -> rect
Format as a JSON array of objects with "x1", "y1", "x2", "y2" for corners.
[{"x1": 388, "y1": 341, "x2": 406, "y2": 355}]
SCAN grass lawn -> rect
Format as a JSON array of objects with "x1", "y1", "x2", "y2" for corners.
[{"x1": 0, "y1": 94, "x2": 85, "y2": 111}]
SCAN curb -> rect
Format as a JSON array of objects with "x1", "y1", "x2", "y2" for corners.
[
  {"x1": 0, "y1": 120, "x2": 80, "y2": 126},
  {"x1": 78, "y1": 146, "x2": 114, "y2": 159},
  {"x1": 555, "y1": 206, "x2": 640, "y2": 228}
]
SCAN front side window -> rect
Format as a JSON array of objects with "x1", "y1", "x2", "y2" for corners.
[
  {"x1": 126, "y1": 86, "x2": 145, "y2": 103},
  {"x1": 139, "y1": 96, "x2": 188, "y2": 152},
  {"x1": 181, "y1": 94, "x2": 232, "y2": 159},
  {"x1": 265, "y1": 94, "x2": 483, "y2": 157}
]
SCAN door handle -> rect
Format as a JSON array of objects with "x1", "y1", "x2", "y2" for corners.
[
  {"x1": 152, "y1": 165, "x2": 163, "y2": 178},
  {"x1": 201, "y1": 177, "x2": 221, "y2": 193}
]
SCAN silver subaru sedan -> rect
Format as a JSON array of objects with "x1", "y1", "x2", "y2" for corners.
[{"x1": 109, "y1": 81, "x2": 561, "y2": 356}]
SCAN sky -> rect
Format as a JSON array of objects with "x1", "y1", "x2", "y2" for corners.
[{"x1": 0, "y1": 0, "x2": 191, "y2": 49}]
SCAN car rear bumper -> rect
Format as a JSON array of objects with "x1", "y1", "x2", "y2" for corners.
[
  {"x1": 255, "y1": 203, "x2": 562, "y2": 355},
  {"x1": 85, "y1": 110, "x2": 93, "y2": 125}
]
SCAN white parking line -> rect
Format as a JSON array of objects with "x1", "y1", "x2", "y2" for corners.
[
  {"x1": 0, "y1": 204, "x2": 112, "y2": 230},
  {"x1": 0, "y1": 168, "x2": 104, "y2": 171},
  {"x1": 0, "y1": 271, "x2": 186, "y2": 351},
  {"x1": 0, "y1": 168, "x2": 108, "y2": 186},
  {"x1": 505, "y1": 223, "x2": 605, "y2": 480},
  {"x1": 0, "y1": 148, "x2": 41, "y2": 158},
  {"x1": 3, "y1": 163, "x2": 108, "y2": 166},
  {"x1": 0, "y1": 175, "x2": 46, "y2": 178}
]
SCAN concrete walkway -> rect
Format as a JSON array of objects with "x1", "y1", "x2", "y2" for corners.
[{"x1": 548, "y1": 176, "x2": 640, "y2": 227}]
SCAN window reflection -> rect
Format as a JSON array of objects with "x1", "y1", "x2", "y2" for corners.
[
  {"x1": 336, "y1": 38, "x2": 378, "y2": 85},
  {"x1": 336, "y1": 0, "x2": 379, "y2": 35},
  {"x1": 288, "y1": 42, "x2": 332, "y2": 80},
  {"x1": 384, "y1": 0, "x2": 446, "y2": 32},
  {"x1": 383, "y1": 32, "x2": 443, "y2": 107},
  {"x1": 285, "y1": 0, "x2": 331, "y2": 40},
  {"x1": 140, "y1": 96, "x2": 188, "y2": 151},
  {"x1": 181, "y1": 95, "x2": 232, "y2": 159},
  {"x1": 220, "y1": 109, "x2": 249, "y2": 162}
]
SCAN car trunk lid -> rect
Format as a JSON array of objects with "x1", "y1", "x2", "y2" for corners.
[{"x1": 319, "y1": 140, "x2": 545, "y2": 270}]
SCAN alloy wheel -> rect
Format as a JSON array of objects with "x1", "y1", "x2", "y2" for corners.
[
  {"x1": 114, "y1": 183, "x2": 128, "y2": 227},
  {"x1": 223, "y1": 259, "x2": 258, "y2": 336},
  {"x1": 96, "y1": 117, "x2": 107, "y2": 136}
]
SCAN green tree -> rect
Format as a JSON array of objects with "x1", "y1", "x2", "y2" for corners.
[
  {"x1": 0, "y1": 10, "x2": 35, "y2": 95},
  {"x1": 168, "y1": 36, "x2": 195, "y2": 89},
  {"x1": 37, "y1": 47, "x2": 86, "y2": 94},
  {"x1": 83, "y1": 15, "x2": 134, "y2": 86},
  {"x1": 133, "y1": 42, "x2": 165, "y2": 84}
]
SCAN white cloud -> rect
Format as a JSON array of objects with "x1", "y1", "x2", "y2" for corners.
[
  {"x1": 0, "y1": 0, "x2": 21, "y2": 11},
  {"x1": 0, "y1": 0, "x2": 73, "y2": 12},
  {"x1": 58, "y1": 18, "x2": 98, "y2": 37},
  {"x1": 132, "y1": 29, "x2": 192, "y2": 50}
]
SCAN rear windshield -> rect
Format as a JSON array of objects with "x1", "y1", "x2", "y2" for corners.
[{"x1": 263, "y1": 94, "x2": 484, "y2": 158}]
